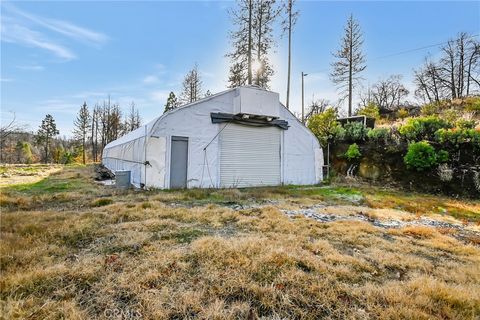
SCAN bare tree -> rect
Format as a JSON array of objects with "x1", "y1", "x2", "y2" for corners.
[
  {"x1": 180, "y1": 64, "x2": 203, "y2": 104},
  {"x1": 414, "y1": 33, "x2": 480, "y2": 103},
  {"x1": 0, "y1": 113, "x2": 24, "y2": 162},
  {"x1": 90, "y1": 104, "x2": 100, "y2": 162},
  {"x1": 125, "y1": 102, "x2": 141, "y2": 132},
  {"x1": 73, "y1": 102, "x2": 91, "y2": 164},
  {"x1": 414, "y1": 59, "x2": 444, "y2": 103},
  {"x1": 360, "y1": 75, "x2": 409, "y2": 112},
  {"x1": 330, "y1": 14, "x2": 366, "y2": 117},
  {"x1": 282, "y1": 0, "x2": 298, "y2": 109},
  {"x1": 304, "y1": 98, "x2": 330, "y2": 121}
]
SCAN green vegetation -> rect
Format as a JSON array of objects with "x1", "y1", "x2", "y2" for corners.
[
  {"x1": 344, "y1": 143, "x2": 362, "y2": 161},
  {"x1": 403, "y1": 141, "x2": 448, "y2": 171},
  {"x1": 307, "y1": 107, "x2": 344, "y2": 147},
  {"x1": 356, "y1": 102, "x2": 380, "y2": 119},
  {"x1": 435, "y1": 127, "x2": 480, "y2": 149},
  {"x1": 366, "y1": 127, "x2": 391, "y2": 143},
  {"x1": 399, "y1": 116, "x2": 452, "y2": 141},
  {"x1": 343, "y1": 121, "x2": 368, "y2": 142}
]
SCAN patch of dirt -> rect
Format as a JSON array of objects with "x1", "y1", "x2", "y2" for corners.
[{"x1": 0, "y1": 165, "x2": 62, "y2": 187}]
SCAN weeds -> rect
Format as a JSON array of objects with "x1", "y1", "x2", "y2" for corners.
[{"x1": 1, "y1": 165, "x2": 479, "y2": 319}]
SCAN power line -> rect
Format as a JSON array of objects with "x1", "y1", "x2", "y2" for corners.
[
  {"x1": 305, "y1": 33, "x2": 479, "y2": 75},
  {"x1": 372, "y1": 33, "x2": 479, "y2": 60}
]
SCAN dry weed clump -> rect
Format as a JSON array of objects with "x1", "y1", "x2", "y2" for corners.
[{"x1": 1, "y1": 165, "x2": 479, "y2": 319}]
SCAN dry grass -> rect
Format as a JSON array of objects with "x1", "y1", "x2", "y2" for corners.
[{"x1": 1, "y1": 165, "x2": 479, "y2": 319}]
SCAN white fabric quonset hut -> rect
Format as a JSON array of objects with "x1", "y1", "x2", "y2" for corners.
[{"x1": 102, "y1": 86, "x2": 323, "y2": 189}]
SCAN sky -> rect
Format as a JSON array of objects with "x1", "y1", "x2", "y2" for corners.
[{"x1": 1, "y1": 0, "x2": 479, "y2": 136}]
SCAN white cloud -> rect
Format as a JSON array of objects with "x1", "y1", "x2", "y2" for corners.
[
  {"x1": 4, "y1": 3, "x2": 108, "y2": 46},
  {"x1": 0, "y1": 78, "x2": 14, "y2": 82},
  {"x1": 1, "y1": 21, "x2": 76, "y2": 60},
  {"x1": 1, "y1": 3, "x2": 108, "y2": 61},
  {"x1": 143, "y1": 75, "x2": 160, "y2": 84}
]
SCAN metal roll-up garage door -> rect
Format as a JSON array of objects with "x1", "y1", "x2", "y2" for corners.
[{"x1": 220, "y1": 124, "x2": 281, "y2": 188}]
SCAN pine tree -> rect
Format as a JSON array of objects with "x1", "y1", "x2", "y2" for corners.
[
  {"x1": 227, "y1": 0, "x2": 280, "y2": 89},
  {"x1": 330, "y1": 14, "x2": 366, "y2": 117},
  {"x1": 180, "y1": 64, "x2": 203, "y2": 104},
  {"x1": 253, "y1": 0, "x2": 279, "y2": 89},
  {"x1": 36, "y1": 114, "x2": 59, "y2": 163},
  {"x1": 73, "y1": 102, "x2": 91, "y2": 164},
  {"x1": 228, "y1": 62, "x2": 247, "y2": 88},
  {"x1": 205, "y1": 90, "x2": 212, "y2": 97},
  {"x1": 227, "y1": 0, "x2": 255, "y2": 86},
  {"x1": 164, "y1": 92, "x2": 179, "y2": 113}
]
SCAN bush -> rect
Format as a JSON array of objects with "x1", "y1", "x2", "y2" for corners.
[
  {"x1": 435, "y1": 127, "x2": 480, "y2": 149},
  {"x1": 399, "y1": 116, "x2": 451, "y2": 141},
  {"x1": 456, "y1": 119, "x2": 477, "y2": 129},
  {"x1": 356, "y1": 102, "x2": 380, "y2": 119},
  {"x1": 403, "y1": 141, "x2": 448, "y2": 171},
  {"x1": 344, "y1": 143, "x2": 361, "y2": 161},
  {"x1": 367, "y1": 127, "x2": 391, "y2": 143},
  {"x1": 307, "y1": 108, "x2": 343, "y2": 147},
  {"x1": 343, "y1": 122, "x2": 368, "y2": 142}
]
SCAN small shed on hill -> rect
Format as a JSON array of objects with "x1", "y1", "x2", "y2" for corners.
[
  {"x1": 337, "y1": 115, "x2": 376, "y2": 128},
  {"x1": 102, "y1": 86, "x2": 323, "y2": 189}
]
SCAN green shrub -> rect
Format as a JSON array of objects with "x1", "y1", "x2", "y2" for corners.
[
  {"x1": 403, "y1": 141, "x2": 448, "y2": 171},
  {"x1": 435, "y1": 127, "x2": 480, "y2": 149},
  {"x1": 344, "y1": 122, "x2": 368, "y2": 142},
  {"x1": 356, "y1": 102, "x2": 380, "y2": 119},
  {"x1": 344, "y1": 143, "x2": 361, "y2": 161},
  {"x1": 307, "y1": 108, "x2": 343, "y2": 147},
  {"x1": 399, "y1": 116, "x2": 451, "y2": 141},
  {"x1": 456, "y1": 119, "x2": 477, "y2": 129},
  {"x1": 367, "y1": 127, "x2": 391, "y2": 143}
]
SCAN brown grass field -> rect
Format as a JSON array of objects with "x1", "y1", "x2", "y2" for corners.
[{"x1": 1, "y1": 165, "x2": 479, "y2": 319}]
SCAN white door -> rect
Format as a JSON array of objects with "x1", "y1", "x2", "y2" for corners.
[{"x1": 220, "y1": 124, "x2": 281, "y2": 188}]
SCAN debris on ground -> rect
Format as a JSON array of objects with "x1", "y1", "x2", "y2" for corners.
[
  {"x1": 282, "y1": 205, "x2": 480, "y2": 244},
  {"x1": 94, "y1": 163, "x2": 115, "y2": 181}
]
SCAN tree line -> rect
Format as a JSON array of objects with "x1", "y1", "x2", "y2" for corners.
[{"x1": 0, "y1": 98, "x2": 142, "y2": 164}]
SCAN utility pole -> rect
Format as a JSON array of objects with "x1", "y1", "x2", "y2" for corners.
[
  {"x1": 301, "y1": 71, "x2": 308, "y2": 124},
  {"x1": 286, "y1": 0, "x2": 292, "y2": 109}
]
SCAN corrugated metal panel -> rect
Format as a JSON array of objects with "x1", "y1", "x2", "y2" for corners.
[{"x1": 220, "y1": 124, "x2": 281, "y2": 187}]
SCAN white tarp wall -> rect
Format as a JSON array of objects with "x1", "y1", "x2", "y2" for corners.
[
  {"x1": 149, "y1": 90, "x2": 237, "y2": 189},
  {"x1": 103, "y1": 86, "x2": 323, "y2": 189},
  {"x1": 280, "y1": 107, "x2": 323, "y2": 185},
  {"x1": 102, "y1": 127, "x2": 147, "y2": 187}
]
